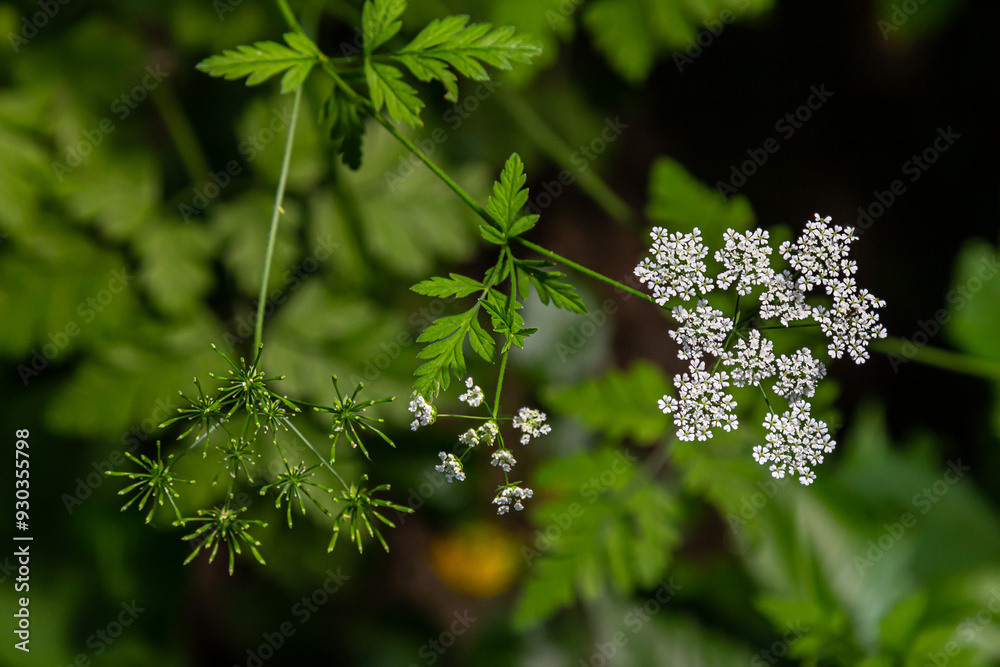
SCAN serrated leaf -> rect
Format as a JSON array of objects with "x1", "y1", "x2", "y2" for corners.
[
  {"x1": 507, "y1": 213, "x2": 538, "y2": 239},
  {"x1": 514, "y1": 261, "x2": 587, "y2": 313},
  {"x1": 479, "y1": 223, "x2": 506, "y2": 245},
  {"x1": 410, "y1": 273, "x2": 484, "y2": 299},
  {"x1": 414, "y1": 306, "x2": 494, "y2": 395},
  {"x1": 513, "y1": 449, "x2": 679, "y2": 628},
  {"x1": 487, "y1": 153, "x2": 529, "y2": 234},
  {"x1": 320, "y1": 88, "x2": 367, "y2": 169},
  {"x1": 392, "y1": 17, "x2": 542, "y2": 102},
  {"x1": 365, "y1": 61, "x2": 424, "y2": 127},
  {"x1": 196, "y1": 33, "x2": 319, "y2": 94},
  {"x1": 362, "y1": 0, "x2": 407, "y2": 53}
]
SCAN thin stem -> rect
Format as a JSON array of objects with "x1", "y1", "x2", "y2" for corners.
[
  {"x1": 281, "y1": 417, "x2": 350, "y2": 490},
  {"x1": 499, "y1": 92, "x2": 638, "y2": 227},
  {"x1": 254, "y1": 84, "x2": 304, "y2": 350},
  {"x1": 513, "y1": 237, "x2": 658, "y2": 306},
  {"x1": 871, "y1": 337, "x2": 1000, "y2": 380}
]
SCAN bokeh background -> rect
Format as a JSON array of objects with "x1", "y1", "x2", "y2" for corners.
[{"x1": 2, "y1": 0, "x2": 999, "y2": 665}]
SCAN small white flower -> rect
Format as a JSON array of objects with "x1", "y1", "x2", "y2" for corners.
[
  {"x1": 408, "y1": 394, "x2": 436, "y2": 431},
  {"x1": 493, "y1": 484, "x2": 534, "y2": 514},
  {"x1": 491, "y1": 449, "x2": 517, "y2": 472},
  {"x1": 458, "y1": 420, "x2": 499, "y2": 448},
  {"x1": 812, "y1": 277, "x2": 887, "y2": 363},
  {"x1": 758, "y1": 401, "x2": 835, "y2": 485},
  {"x1": 721, "y1": 329, "x2": 776, "y2": 387},
  {"x1": 659, "y1": 362, "x2": 738, "y2": 441},
  {"x1": 779, "y1": 213, "x2": 857, "y2": 294},
  {"x1": 635, "y1": 227, "x2": 715, "y2": 305},
  {"x1": 759, "y1": 269, "x2": 811, "y2": 326},
  {"x1": 434, "y1": 452, "x2": 466, "y2": 483},
  {"x1": 458, "y1": 377, "x2": 485, "y2": 407},
  {"x1": 512, "y1": 407, "x2": 551, "y2": 445},
  {"x1": 714, "y1": 228, "x2": 775, "y2": 296},
  {"x1": 772, "y1": 348, "x2": 827, "y2": 401},
  {"x1": 669, "y1": 300, "x2": 733, "y2": 361}
]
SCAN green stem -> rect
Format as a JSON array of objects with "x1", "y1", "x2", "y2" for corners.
[
  {"x1": 254, "y1": 84, "x2": 303, "y2": 350},
  {"x1": 871, "y1": 337, "x2": 1000, "y2": 380},
  {"x1": 499, "y1": 92, "x2": 638, "y2": 227},
  {"x1": 281, "y1": 417, "x2": 350, "y2": 490},
  {"x1": 513, "y1": 237, "x2": 658, "y2": 306}
]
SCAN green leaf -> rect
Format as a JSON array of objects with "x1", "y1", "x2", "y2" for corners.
[
  {"x1": 487, "y1": 153, "x2": 530, "y2": 234},
  {"x1": 480, "y1": 290, "x2": 535, "y2": 351},
  {"x1": 414, "y1": 306, "x2": 494, "y2": 395},
  {"x1": 479, "y1": 223, "x2": 506, "y2": 245},
  {"x1": 365, "y1": 61, "x2": 424, "y2": 127},
  {"x1": 392, "y1": 17, "x2": 542, "y2": 102},
  {"x1": 646, "y1": 156, "x2": 756, "y2": 237},
  {"x1": 544, "y1": 362, "x2": 673, "y2": 444},
  {"x1": 411, "y1": 273, "x2": 485, "y2": 299},
  {"x1": 362, "y1": 0, "x2": 407, "y2": 54},
  {"x1": 514, "y1": 260, "x2": 586, "y2": 313},
  {"x1": 195, "y1": 32, "x2": 319, "y2": 94},
  {"x1": 513, "y1": 448, "x2": 680, "y2": 628},
  {"x1": 319, "y1": 88, "x2": 367, "y2": 170}
]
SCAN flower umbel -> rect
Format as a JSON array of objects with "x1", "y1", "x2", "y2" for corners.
[
  {"x1": 435, "y1": 452, "x2": 466, "y2": 482},
  {"x1": 493, "y1": 483, "x2": 534, "y2": 514},
  {"x1": 106, "y1": 441, "x2": 193, "y2": 524},
  {"x1": 512, "y1": 407, "x2": 551, "y2": 445},
  {"x1": 408, "y1": 394, "x2": 436, "y2": 431}
]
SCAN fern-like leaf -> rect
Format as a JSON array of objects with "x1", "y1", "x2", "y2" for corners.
[
  {"x1": 392, "y1": 17, "x2": 542, "y2": 101},
  {"x1": 414, "y1": 306, "x2": 494, "y2": 395},
  {"x1": 196, "y1": 32, "x2": 321, "y2": 94},
  {"x1": 362, "y1": 0, "x2": 407, "y2": 54},
  {"x1": 514, "y1": 259, "x2": 587, "y2": 313},
  {"x1": 365, "y1": 61, "x2": 425, "y2": 127}
]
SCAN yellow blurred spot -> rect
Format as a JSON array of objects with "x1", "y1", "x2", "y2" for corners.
[{"x1": 429, "y1": 522, "x2": 521, "y2": 598}]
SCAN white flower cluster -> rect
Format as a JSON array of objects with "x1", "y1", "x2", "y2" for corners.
[
  {"x1": 635, "y1": 213, "x2": 887, "y2": 484},
  {"x1": 458, "y1": 420, "x2": 499, "y2": 448},
  {"x1": 408, "y1": 394, "x2": 436, "y2": 431},
  {"x1": 416, "y1": 378, "x2": 544, "y2": 513},
  {"x1": 435, "y1": 452, "x2": 466, "y2": 483},
  {"x1": 635, "y1": 227, "x2": 714, "y2": 304},
  {"x1": 512, "y1": 407, "x2": 552, "y2": 445},
  {"x1": 493, "y1": 484, "x2": 533, "y2": 514},
  {"x1": 757, "y1": 401, "x2": 834, "y2": 485},
  {"x1": 458, "y1": 377, "x2": 484, "y2": 407},
  {"x1": 491, "y1": 449, "x2": 516, "y2": 472}
]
